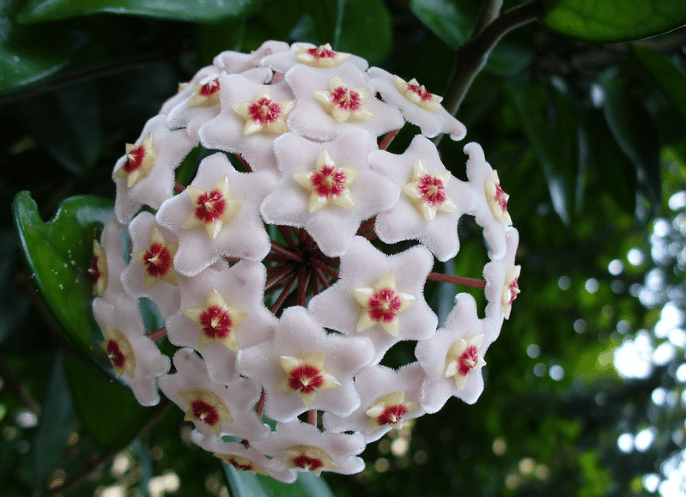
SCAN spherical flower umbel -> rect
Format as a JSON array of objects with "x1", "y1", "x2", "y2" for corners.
[{"x1": 91, "y1": 40, "x2": 520, "y2": 481}]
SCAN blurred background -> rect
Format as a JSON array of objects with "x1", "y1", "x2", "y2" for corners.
[{"x1": 1, "y1": 0, "x2": 685, "y2": 495}]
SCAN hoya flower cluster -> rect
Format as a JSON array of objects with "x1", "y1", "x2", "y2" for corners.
[{"x1": 90, "y1": 41, "x2": 520, "y2": 481}]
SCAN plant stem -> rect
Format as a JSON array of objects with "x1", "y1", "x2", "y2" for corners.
[
  {"x1": 442, "y1": 0, "x2": 544, "y2": 116},
  {"x1": 427, "y1": 272, "x2": 487, "y2": 289},
  {"x1": 473, "y1": 0, "x2": 503, "y2": 37}
]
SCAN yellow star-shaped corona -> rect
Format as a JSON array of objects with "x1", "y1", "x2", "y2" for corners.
[
  {"x1": 90, "y1": 239, "x2": 108, "y2": 296},
  {"x1": 281, "y1": 445, "x2": 337, "y2": 475},
  {"x1": 214, "y1": 454, "x2": 268, "y2": 476},
  {"x1": 232, "y1": 87, "x2": 295, "y2": 135},
  {"x1": 313, "y1": 76, "x2": 373, "y2": 122},
  {"x1": 112, "y1": 133, "x2": 156, "y2": 188},
  {"x1": 130, "y1": 226, "x2": 178, "y2": 290},
  {"x1": 293, "y1": 149, "x2": 359, "y2": 213},
  {"x1": 394, "y1": 75, "x2": 443, "y2": 112},
  {"x1": 183, "y1": 287, "x2": 248, "y2": 351},
  {"x1": 275, "y1": 352, "x2": 341, "y2": 408},
  {"x1": 179, "y1": 389, "x2": 233, "y2": 437},
  {"x1": 181, "y1": 175, "x2": 243, "y2": 240},
  {"x1": 100, "y1": 326, "x2": 136, "y2": 379},
  {"x1": 353, "y1": 270, "x2": 416, "y2": 336},
  {"x1": 402, "y1": 159, "x2": 457, "y2": 222},
  {"x1": 365, "y1": 392, "x2": 419, "y2": 433},
  {"x1": 188, "y1": 72, "x2": 225, "y2": 107},
  {"x1": 296, "y1": 43, "x2": 350, "y2": 68}
]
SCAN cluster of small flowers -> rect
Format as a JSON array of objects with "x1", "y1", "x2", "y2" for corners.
[{"x1": 90, "y1": 40, "x2": 520, "y2": 481}]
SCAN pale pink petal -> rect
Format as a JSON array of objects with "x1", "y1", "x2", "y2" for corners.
[
  {"x1": 213, "y1": 40, "x2": 290, "y2": 73},
  {"x1": 483, "y1": 227, "x2": 520, "y2": 326},
  {"x1": 261, "y1": 42, "x2": 368, "y2": 75}
]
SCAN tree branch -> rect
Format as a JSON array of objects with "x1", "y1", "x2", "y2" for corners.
[{"x1": 442, "y1": 0, "x2": 544, "y2": 116}]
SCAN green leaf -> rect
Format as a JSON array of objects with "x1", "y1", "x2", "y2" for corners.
[
  {"x1": 337, "y1": 0, "x2": 392, "y2": 65},
  {"x1": 600, "y1": 76, "x2": 661, "y2": 209},
  {"x1": 0, "y1": 230, "x2": 32, "y2": 348},
  {"x1": 12, "y1": 192, "x2": 114, "y2": 375},
  {"x1": 15, "y1": 0, "x2": 266, "y2": 24},
  {"x1": 632, "y1": 45, "x2": 686, "y2": 125},
  {"x1": 32, "y1": 351, "x2": 77, "y2": 485},
  {"x1": 542, "y1": 0, "x2": 686, "y2": 43},
  {"x1": 506, "y1": 80, "x2": 574, "y2": 224},
  {"x1": 409, "y1": 0, "x2": 533, "y2": 75},
  {"x1": 0, "y1": 24, "x2": 89, "y2": 93},
  {"x1": 221, "y1": 463, "x2": 336, "y2": 497},
  {"x1": 62, "y1": 351, "x2": 153, "y2": 449},
  {"x1": 17, "y1": 82, "x2": 101, "y2": 174}
]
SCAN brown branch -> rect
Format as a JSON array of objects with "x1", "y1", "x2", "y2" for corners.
[
  {"x1": 427, "y1": 272, "x2": 487, "y2": 289},
  {"x1": 379, "y1": 129, "x2": 400, "y2": 150},
  {"x1": 270, "y1": 274, "x2": 298, "y2": 314},
  {"x1": 147, "y1": 327, "x2": 168, "y2": 341},
  {"x1": 271, "y1": 241, "x2": 302, "y2": 262},
  {"x1": 307, "y1": 409, "x2": 317, "y2": 426},
  {"x1": 234, "y1": 154, "x2": 252, "y2": 172}
]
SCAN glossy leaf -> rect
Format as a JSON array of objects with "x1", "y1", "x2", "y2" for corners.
[
  {"x1": 506, "y1": 80, "x2": 573, "y2": 224},
  {"x1": 409, "y1": 0, "x2": 533, "y2": 75},
  {"x1": 17, "y1": 82, "x2": 101, "y2": 174},
  {"x1": 601, "y1": 76, "x2": 661, "y2": 209},
  {"x1": 62, "y1": 351, "x2": 153, "y2": 449},
  {"x1": 12, "y1": 192, "x2": 114, "y2": 375},
  {"x1": 632, "y1": 45, "x2": 686, "y2": 124},
  {"x1": 222, "y1": 463, "x2": 337, "y2": 497},
  {"x1": 0, "y1": 25, "x2": 89, "y2": 93},
  {"x1": 14, "y1": 0, "x2": 266, "y2": 24},
  {"x1": 331, "y1": 0, "x2": 392, "y2": 65},
  {"x1": 32, "y1": 352, "x2": 76, "y2": 485},
  {"x1": 542, "y1": 0, "x2": 686, "y2": 43}
]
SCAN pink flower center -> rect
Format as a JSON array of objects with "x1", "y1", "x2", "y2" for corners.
[
  {"x1": 227, "y1": 457, "x2": 253, "y2": 472},
  {"x1": 106, "y1": 340, "x2": 126, "y2": 369},
  {"x1": 191, "y1": 399, "x2": 219, "y2": 426},
  {"x1": 457, "y1": 346, "x2": 479, "y2": 377},
  {"x1": 330, "y1": 86, "x2": 361, "y2": 111},
  {"x1": 199, "y1": 306, "x2": 232, "y2": 339},
  {"x1": 494, "y1": 183, "x2": 508, "y2": 212},
  {"x1": 407, "y1": 83, "x2": 432, "y2": 101},
  {"x1": 194, "y1": 190, "x2": 227, "y2": 223},
  {"x1": 89, "y1": 256, "x2": 101, "y2": 283},
  {"x1": 311, "y1": 165, "x2": 347, "y2": 198},
  {"x1": 368, "y1": 288, "x2": 402, "y2": 323},
  {"x1": 508, "y1": 278, "x2": 520, "y2": 305},
  {"x1": 200, "y1": 79, "x2": 220, "y2": 97},
  {"x1": 292, "y1": 454, "x2": 324, "y2": 471},
  {"x1": 308, "y1": 46, "x2": 336, "y2": 59},
  {"x1": 417, "y1": 174, "x2": 447, "y2": 206},
  {"x1": 124, "y1": 146, "x2": 146, "y2": 173},
  {"x1": 288, "y1": 365, "x2": 324, "y2": 394},
  {"x1": 143, "y1": 243, "x2": 172, "y2": 278},
  {"x1": 248, "y1": 97, "x2": 282, "y2": 125},
  {"x1": 377, "y1": 404, "x2": 408, "y2": 426}
]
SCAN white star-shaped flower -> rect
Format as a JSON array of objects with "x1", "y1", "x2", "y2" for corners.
[
  {"x1": 415, "y1": 293, "x2": 496, "y2": 411},
  {"x1": 237, "y1": 306, "x2": 374, "y2": 422},
  {"x1": 370, "y1": 135, "x2": 475, "y2": 261},
  {"x1": 181, "y1": 175, "x2": 243, "y2": 240},
  {"x1": 286, "y1": 63, "x2": 403, "y2": 142},
  {"x1": 483, "y1": 227, "x2": 520, "y2": 325},
  {"x1": 112, "y1": 115, "x2": 197, "y2": 224},
  {"x1": 309, "y1": 236, "x2": 437, "y2": 363},
  {"x1": 199, "y1": 75, "x2": 295, "y2": 172},
  {"x1": 261, "y1": 129, "x2": 397, "y2": 257},
  {"x1": 368, "y1": 67, "x2": 467, "y2": 140},
  {"x1": 158, "y1": 348, "x2": 269, "y2": 441},
  {"x1": 93, "y1": 297, "x2": 171, "y2": 406},
  {"x1": 166, "y1": 260, "x2": 277, "y2": 383},
  {"x1": 156, "y1": 152, "x2": 277, "y2": 276}
]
